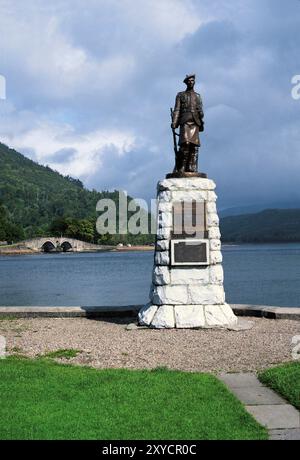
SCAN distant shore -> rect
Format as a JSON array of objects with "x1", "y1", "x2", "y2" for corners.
[
  {"x1": 0, "y1": 245, "x2": 154, "y2": 255},
  {"x1": 111, "y1": 245, "x2": 154, "y2": 252},
  {"x1": 2, "y1": 241, "x2": 300, "y2": 256},
  {"x1": 0, "y1": 246, "x2": 34, "y2": 255}
]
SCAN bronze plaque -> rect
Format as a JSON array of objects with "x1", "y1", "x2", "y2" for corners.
[
  {"x1": 172, "y1": 200, "x2": 207, "y2": 239},
  {"x1": 171, "y1": 239, "x2": 209, "y2": 266}
]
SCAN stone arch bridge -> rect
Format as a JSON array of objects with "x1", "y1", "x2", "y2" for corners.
[{"x1": 22, "y1": 237, "x2": 105, "y2": 253}]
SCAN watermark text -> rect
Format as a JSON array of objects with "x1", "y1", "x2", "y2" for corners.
[
  {"x1": 96, "y1": 191, "x2": 207, "y2": 238},
  {"x1": 291, "y1": 75, "x2": 300, "y2": 100}
]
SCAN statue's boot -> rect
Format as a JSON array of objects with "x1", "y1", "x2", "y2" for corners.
[
  {"x1": 188, "y1": 147, "x2": 198, "y2": 172},
  {"x1": 178, "y1": 146, "x2": 189, "y2": 174}
]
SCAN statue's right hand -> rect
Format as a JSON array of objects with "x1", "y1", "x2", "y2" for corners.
[{"x1": 171, "y1": 123, "x2": 176, "y2": 130}]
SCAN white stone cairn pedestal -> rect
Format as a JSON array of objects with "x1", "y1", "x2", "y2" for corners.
[{"x1": 138, "y1": 177, "x2": 238, "y2": 329}]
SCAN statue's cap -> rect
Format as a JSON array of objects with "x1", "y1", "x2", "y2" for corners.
[{"x1": 183, "y1": 74, "x2": 196, "y2": 84}]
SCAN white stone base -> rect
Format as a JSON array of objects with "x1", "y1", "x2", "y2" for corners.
[
  {"x1": 138, "y1": 176, "x2": 238, "y2": 329},
  {"x1": 138, "y1": 303, "x2": 237, "y2": 329}
]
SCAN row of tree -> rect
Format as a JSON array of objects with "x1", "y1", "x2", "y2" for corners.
[
  {"x1": 0, "y1": 202, "x2": 24, "y2": 243},
  {"x1": 49, "y1": 216, "x2": 155, "y2": 245}
]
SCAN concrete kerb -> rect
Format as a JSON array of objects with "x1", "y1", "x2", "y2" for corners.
[
  {"x1": 0, "y1": 304, "x2": 299, "y2": 320},
  {"x1": 231, "y1": 305, "x2": 300, "y2": 320},
  {"x1": 0, "y1": 306, "x2": 141, "y2": 318}
]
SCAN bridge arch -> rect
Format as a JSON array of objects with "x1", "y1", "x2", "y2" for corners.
[
  {"x1": 41, "y1": 241, "x2": 56, "y2": 252},
  {"x1": 61, "y1": 241, "x2": 73, "y2": 252}
]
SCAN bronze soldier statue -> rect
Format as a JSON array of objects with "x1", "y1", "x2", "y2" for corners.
[{"x1": 171, "y1": 74, "x2": 204, "y2": 175}]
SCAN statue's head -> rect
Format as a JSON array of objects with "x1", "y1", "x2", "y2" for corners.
[{"x1": 183, "y1": 74, "x2": 195, "y2": 90}]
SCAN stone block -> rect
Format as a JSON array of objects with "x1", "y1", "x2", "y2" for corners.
[
  {"x1": 204, "y1": 304, "x2": 230, "y2": 327},
  {"x1": 188, "y1": 285, "x2": 225, "y2": 305},
  {"x1": 154, "y1": 251, "x2": 170, "y2": 266},
  {"x1": 152, "y1": 285, "x2": 188, "y2": 305},
  {"x1": 170, "y1": 267, "x2": 209, "y2": 285},
  {"x1": 209, "y1": 227, "x2": 221, "y2": 239},
  {"x1": 210, "y1": 238, "x2": 221, "y2": 250},
  {"x1": 209, "y1": 265, "x2": 224, "y2": 284},
  {"x1": 171, "y1": 190, "x2": 208, "y2": 202},
  {"x1": 156, "y1": 226, "x2": 171, "y2": 240},
  {"x1": 151, "y1": 305, "x2": 175, "y2": 328},
  {"x1": 157, "y1": 190, "x2": 171, "y2": 202},
  {"x1": 152, "y1": 266, "x2": 170, "y2": 285},
  {"x1": 207, "y1": 191, "x2": 217, "y2": 202},
  {"x1": 207, "y1": 213, "x2": 219, "y2": 227},
  {"x1": 158, "y1": 178, "x2": 216, "y2": 192},
  {"x1": 174, "y1": 305, "x2": 205, "y2": 328},
  {"x1": 156, "y1": 240, "x2": 169, "y2": 251},
  {"x1": 157, "y1": 201, "x2": 172, "y2": 213},
  {"x1": 138, "y1": 303, "x2": 158, "y2": 326},
  {"x1": 158, "y1": 211, "x2": 172, "y2": 228},
  {"x1": 210, "y1": 250, "x2": 223, "y2": 264},
  {"x1": 221, "y1": 303, "x2": 237, "y2": 324},
  {"x1": 206, "y1": 202, "x2": 217, "y2": 214}
]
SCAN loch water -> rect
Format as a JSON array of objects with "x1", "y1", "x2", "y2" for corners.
[{"x1": 0, "y1": 243, "x2": 300, "y2": 307}]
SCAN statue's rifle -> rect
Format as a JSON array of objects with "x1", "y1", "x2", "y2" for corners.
[{"x1": 170, "y1": 108, "x2": 179, "y2": 171}]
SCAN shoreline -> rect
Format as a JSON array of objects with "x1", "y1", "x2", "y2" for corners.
[
  {"x1": 1, "y1": 241, "x2": 300, "y2": 256},
  {"x1": 0, "y1": 245, "x2": 154, "y2": 256}
]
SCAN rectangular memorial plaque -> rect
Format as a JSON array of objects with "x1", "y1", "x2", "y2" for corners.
[
  {"x1": 171, "y1": 239, "x2": 209, "y2": 266},
  {"x1": 172, "y1": 200, "x2": 207, "y2": 239}
]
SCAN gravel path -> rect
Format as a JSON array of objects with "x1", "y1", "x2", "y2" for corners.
[{"x1": 1, "y1": 317, "x2": 299, "y2": 373}]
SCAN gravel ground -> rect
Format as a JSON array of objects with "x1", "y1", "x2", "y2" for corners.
[{"x1": 1, "y1": 317, "x2": 299, "y2": 373}]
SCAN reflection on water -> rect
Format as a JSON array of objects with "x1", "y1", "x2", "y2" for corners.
[{"x1": 0, "y1": 243, "x2": 300, "y2": 307}]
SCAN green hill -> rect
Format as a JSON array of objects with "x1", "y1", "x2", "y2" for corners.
[
  {"x1": 0, "y1": 142, "x2": 153, "y2": 244},
  {"x1": 2, "y1": 142, "x2": 299, "y2": 245},
  {"x1": 220, "y1": 209, "x2": 300, "y2": 243}
]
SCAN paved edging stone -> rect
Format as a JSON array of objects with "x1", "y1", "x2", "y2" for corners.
[
  {"x1": 0, "y1": 306, "x2": 141, "y2": 318},
  {"x1": 219, "y1": 372, "x2": 300, "y2": 440},
  {"x1": 233, "y1": 304, "x2": 300, "y2": 320}
]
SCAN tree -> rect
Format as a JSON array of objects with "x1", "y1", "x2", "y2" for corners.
[{"x1": 0, "y1": 201, "x2": 24, "y2": 242}]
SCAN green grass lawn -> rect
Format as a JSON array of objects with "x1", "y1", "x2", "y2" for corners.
[
  {"x1": 259, "y1": 362, "x2": 300, "y2": 410},
  {"x1": 0, "y1": 356, "x2": 267, "y2": 440}
]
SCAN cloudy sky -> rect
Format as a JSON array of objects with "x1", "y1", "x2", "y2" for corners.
[{"x1": 0, "y1": 0, "x2": 300, "y2": 209}]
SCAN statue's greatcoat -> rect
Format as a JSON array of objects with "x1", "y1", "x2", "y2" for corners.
[{"x1": 172, "y1": 90, "x2": 204, "y2": 146}]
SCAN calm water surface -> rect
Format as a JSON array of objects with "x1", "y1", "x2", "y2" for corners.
[{"x1": 0, "y1": 244, "x2": 300, "y2": 307}]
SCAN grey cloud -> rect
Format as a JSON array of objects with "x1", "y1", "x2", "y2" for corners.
[
  {"x1": 1, "y1": 0, "x2": 300, "y2": 210},
  {"x1": 182, "y1": 20, "x2": 240, "y2": 63},
  {"x1": 47, "y1": 147, "x2": 76, "y2": 163}
]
